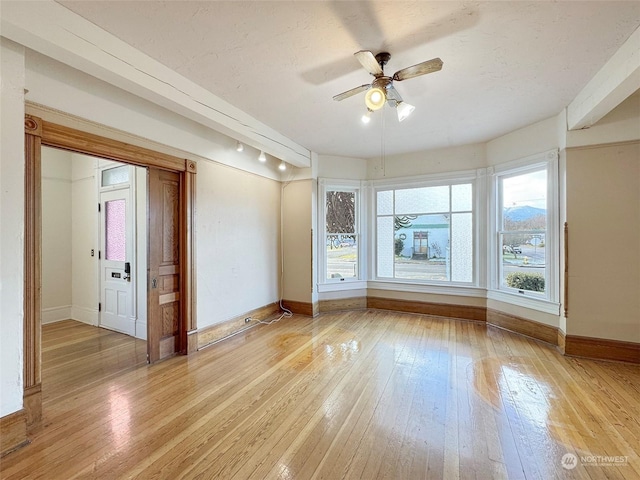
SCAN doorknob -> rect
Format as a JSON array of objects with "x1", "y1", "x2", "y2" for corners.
[{"x1": 123, "y1": 262, "x2": 131, "y2": 282}]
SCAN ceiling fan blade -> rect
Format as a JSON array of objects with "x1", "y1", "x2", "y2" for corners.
[
  {"x1": 385, "y1": 85, "x2": 403, "y2": 106},
  {"x1": 393, "y1": 58, "x2": 443, "y2": 82},
  {"x1": 333, "y1": 84, "x2": 371, "y2": 102},
  {"x1": 354, "y1": 50, "x2": 383, "y2": 76}
]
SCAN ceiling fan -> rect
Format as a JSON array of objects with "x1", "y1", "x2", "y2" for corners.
[{"x1": 333, "y1": 51, "x2": 443, "y2": 122}]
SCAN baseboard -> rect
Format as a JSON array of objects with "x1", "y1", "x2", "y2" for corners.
[
  {"x1": 565, "y1": 335, "x2": 640, "y2": 364},
  {"x1": 281, "y1": 299, "x2": 315, "y2": 316},
  {"x1": 367, "y1": 296, "x2": 486, "y2": 322},
  {"x1": 23, "y1": 383, "x2": 42, "y2": 432},
  {"x1": 134, "y1": 320, "x2": 147, "y2": 341},
  {"x1": 487, "y1": 308, "x2": 558, "y2": 346},
  {"x1": 42, "y1": 305, "x2": 72, "y2": 324},
  {"x1": 197, "y1": 302, "x2": 280, "y2": 349},
  {"x1": 318, "y1": 296, "x2": 366, "y2": 313},
  {"x1": 0, "y1": 409, "x2": 28, "y2": 457},
  {"x1": 71, "y1": 305, "x2": 98, "y2": 326},
  {"x1": 557, "y1": 329, "x2": 566, "y2": 354},
  {"x1": 187, "y1": 329, "x2": 198, "y2": 353}
]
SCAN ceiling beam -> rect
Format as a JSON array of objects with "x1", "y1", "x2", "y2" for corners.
[
  {"x1": 567, "y1": 26, "x2": 640, "y2": 131},
  {"x1": 0, "y1": 0, "x2": 311, "y2": 168}
]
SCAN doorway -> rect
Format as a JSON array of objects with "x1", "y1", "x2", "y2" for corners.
[
  {"x1": 24, "y1": 115, "x2": 197, "y2": 431},
  {"x1": 40, "y1": 148, "x2": 148, "y2": 339}
]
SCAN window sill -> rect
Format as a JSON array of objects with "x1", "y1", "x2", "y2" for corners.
[
  {"x1": 368, "y1": 280, "x2": 485, "y2": 297},
  {"x1": 487, "y1": 289, "x2": 560, "y2": 315},
  {"x1": 317, "y1": 280, "x2": 367, "y2": 293}
]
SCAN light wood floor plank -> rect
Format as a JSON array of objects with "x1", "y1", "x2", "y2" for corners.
[{"x1": 1, "y1": 313, "x2": 639, "y2": 480}]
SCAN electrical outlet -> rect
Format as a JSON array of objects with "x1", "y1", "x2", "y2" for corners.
[{"x1": 244, "y1": 317, "x2": 251, "y2": 323}]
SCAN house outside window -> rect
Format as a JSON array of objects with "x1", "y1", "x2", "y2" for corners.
[{"x1": 375, "y1": 181, "x2": 474, "y2": 284}]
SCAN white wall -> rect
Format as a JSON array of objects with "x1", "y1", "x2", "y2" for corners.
[
  {"x1": 135, "y1": 167, "x2": 147, "y2": 340},
  {"x1": 0, "y1": 38, "x2": 25, "y2": 417},
  {"x1": 486, "y1": 115, "x2": 560, "y2": 166},
  {"x1": 567, "y1": 90, "x2": 640, "y2": 148},
  {"x1": 566, "y1": 142, "x2": 640, "y2": 342},
  {"x1": 367, "y1": 143, "x2": 486, "y2": 179},
  {"x1": 25, "y1": 51, "x2": 284, "y2": 182},
  {"x1": 196, "y1": 161, "x2": 281, "y2": 328},
  {"x1": 41, "y1": 147, "x2": 72, "y2": 323},
  {"x1": 317, "y1": 155, "x2": 368, "y2": 180},
  {"x1": 70, "y1": 153, "x2": 99, "y2": 325},
  {"x1": 282, "y1": 180, "x2": 313, "y2": 303}
]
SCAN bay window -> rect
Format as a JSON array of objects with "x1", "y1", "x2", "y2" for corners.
[
  {"x1": 492, "y1": 150, "x2": 559, "y2": 305},
  {"x1": 375, "y1": 181, "x2": 474, "y2": 284},
  {"x1": 319, "y1": 180, "x2": 362, "y2": 283}
]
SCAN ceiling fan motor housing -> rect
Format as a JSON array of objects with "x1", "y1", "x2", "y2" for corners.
[
  {"x1": 372, "y1": 77, "x2": 392, "y2": 90},
  {"x1": 375, "y1": 52, "x2": 391, "y2": 72}
]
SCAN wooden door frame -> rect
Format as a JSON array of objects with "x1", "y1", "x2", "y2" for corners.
[{"x1": 23, "y1": 115, "x2": 197, "y2": 432}]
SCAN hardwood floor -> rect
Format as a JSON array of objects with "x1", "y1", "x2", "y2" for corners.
[
  {"x1": 40, "y1": 320, "x2": 147, "y2": 404},
  {"x1": 1, "y1": 312, "x2": 639, "y2": 479}
]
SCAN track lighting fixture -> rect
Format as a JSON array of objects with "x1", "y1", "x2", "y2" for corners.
[
  {"x1": 236, "y1": 141, "x2": 244, "y2": 152},
  {"x1": 278, "y1": 161, "x2": 286, "y2": 171},
  {"x1": 258, "y1": 151, "x2": 266, "y2": 162}
]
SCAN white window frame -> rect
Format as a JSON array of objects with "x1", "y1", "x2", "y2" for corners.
[
  {"x1": 488, "y1": 149, "x2": 560, "y2": 313},
  {"x1": 318, "y1": 179, "x2": 365, "y2": 290},
  {"x1": 371, "y1": 170, "x2": 480, "y2": 288}
]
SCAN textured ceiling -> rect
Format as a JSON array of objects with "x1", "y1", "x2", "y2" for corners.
[{"x1": 58, "y1": 1, "x2": 640, "y2": 159}]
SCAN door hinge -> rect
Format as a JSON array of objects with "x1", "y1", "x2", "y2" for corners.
[
  {"x1": 98, "y1": 250, "x2": 101, "y2": 260},
  {"x1": 98, "y1": 302, "x2": 102, "y2": 312},
  {"x1": 98, "y1": 203, "x2": 101, "y2": 212}
]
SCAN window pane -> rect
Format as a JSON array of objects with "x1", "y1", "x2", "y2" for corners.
[
  {"x1": 501, "y1": 232, "x2": 546, "y2": 293},
  {"x1": 105, "y1": 199, "x2": 126, "y2": 261},
  {"x1": 451, "y1": 213, "x2": 473, "y2": 282},
  {"x1": 395, "y1": 186, "x2": 449, "y2": 215},
  {"x1": 102, "y1": 166, "x2": 129, "y2": 186},
  {"x1": 377, "y1": 190, "x2": 393, "y2": 215},
  {"x1": 326, "y1": 191, "x2": 355, "y2": 234},
  {"x1": 452, "y1": 184, "x2": 472, "y2": 212},
  {"x1": 377, "y1": 216, "x2": 394, "y2": 277},
  {"x1": 394, "y1": 214, "x2": 449, "y2": 281},
  {"x1": 326, "y1": 235, "x2": 357, "y2": 279},
  {"x1": 502, "y1": 170, "x2": 546, "y2": 231}
]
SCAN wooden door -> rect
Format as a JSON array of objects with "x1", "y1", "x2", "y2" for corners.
[{"x1": 148, "y1": 168, "x2": 182, "y2": 362}]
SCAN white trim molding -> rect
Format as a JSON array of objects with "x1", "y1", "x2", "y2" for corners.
[
  {"x1": 42, "y1": 305, "x2": 72, "y2": 324},
  {"x1": 487, "y1": 289, "x2": 561, "y2": 316}
]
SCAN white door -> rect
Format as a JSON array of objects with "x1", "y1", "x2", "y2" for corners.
[{"x1": 99, "y1": 185, "x2": 135, "y2": 336}]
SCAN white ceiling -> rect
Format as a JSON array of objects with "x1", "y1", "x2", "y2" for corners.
[{"x1": 58, "y1": 1, "x2": 640, "y2": 159}]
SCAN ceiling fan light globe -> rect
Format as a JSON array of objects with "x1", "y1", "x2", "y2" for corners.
[
  {"x1": 397, "y1": 102, "x2": 415, "y2": 122},
  {"x1": 361, "y1": 110, "x2": 372, "y2": 124},
  {"x1": 365, "y1": 87, "x2": 386, "y2": 111}
]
